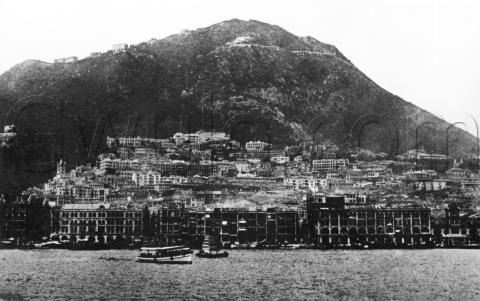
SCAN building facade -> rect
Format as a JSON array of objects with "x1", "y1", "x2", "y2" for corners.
[
  {"x1": 246, "y1": 141, "x2": 270, "y2": 152},
  {"x1": 307, "y1": 195, "x2": 432, "y2": 247},
  {"x1": 180, "y1": 208, "x2": 300, "y2": 247},
  {"x1": 313, "y1": 159, "x2": 349, "y2": 171},
  {"x1": 3, "y1": 195, "x2": 51, "y2": 244},
  {"x1": 146, "y1": 206, "x2": 184, "y2": 246},
  {"x1": 432, "y1": 204, "x2": 480, "y2": 246},
  {"x1": 59, "y1": 203, "x2": 146, "y2": 245}
]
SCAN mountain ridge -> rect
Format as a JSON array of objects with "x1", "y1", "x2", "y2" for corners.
[{"x1": 0, "y1": 18, "x2": 475, "y2": 195}]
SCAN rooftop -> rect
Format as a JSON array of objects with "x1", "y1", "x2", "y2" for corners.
[{"x1": 62, "y1": 203, "x2": 110, "y2": 210}]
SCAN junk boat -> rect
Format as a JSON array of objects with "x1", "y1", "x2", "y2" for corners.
[
  {"x1": 137, "y1": 246, "x2": 192, "y2": 264},
  {"x1": 196, "y1": 235, "x2": 229, "y2": 258}
]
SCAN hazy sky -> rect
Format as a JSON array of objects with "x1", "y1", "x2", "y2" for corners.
[{"x1": 1, "y1": 0, "x2": 479, "y2": 134}]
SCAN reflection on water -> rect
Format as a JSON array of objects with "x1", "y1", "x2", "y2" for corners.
[{"x1": 1, "y1": 249, "x2": 480, "y2": 300}]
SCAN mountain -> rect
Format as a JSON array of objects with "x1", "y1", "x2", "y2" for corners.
[{"x1": 0, "y1": 19, "x2": 475, "y2": 195}]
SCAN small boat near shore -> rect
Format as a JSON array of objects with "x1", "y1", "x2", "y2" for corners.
[
  {"x1": 33, "y1": 241, "x2": 64, "y2": 249},
  {"x1": 196, "y1": 249, "x2": 229, "y2": 258},
  {"x1": 137, "y1": 246, "x2": 192, "y2": 264},
  {"x1": 279, "y1": 243, "x2": 302, "y2": 250},
  {"x1": 0, "y1": 239, "x2": 16, "y2": 249},
  {"x1": 196, "y1": 235, "x2": 229, "y2": 258}
]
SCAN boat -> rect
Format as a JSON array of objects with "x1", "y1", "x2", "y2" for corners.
[
  {"x1": 137, "y1": 246, "x2": 192, "y2": 264},
  {"x1": 196, "y1": 235, "x2": 229, "y2": 258},
  {"x1": 249, "y1": 239, "x2": 266, "y2": 249},
  {"x1": 69, "y1": 241, "x2": 106, "y2": 250},
  {"x1": 196, "y1": 249, "x2": 229, "y2": 258},
  {"x1": 0, "y1": 239, "x2": 16, "y2": 249},
  {"x1": 279, "y1": 243, "x2": 302, "y2": 250},
  {"x1": 33, "y1": 241, "x2": 64, "y2": 249}
]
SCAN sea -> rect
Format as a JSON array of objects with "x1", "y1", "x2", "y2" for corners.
[{"x1": 1, "y1": 249, "x2": 480, "y2": 300}]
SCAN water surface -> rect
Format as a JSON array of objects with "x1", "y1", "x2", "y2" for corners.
[{"x1": 1, "y1": 249, "x2": 479, "y2": 300}]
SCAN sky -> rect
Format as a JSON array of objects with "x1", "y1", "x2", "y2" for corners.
[{"x1": 0, "y1": 0, "x2": 479, "y2": 135}]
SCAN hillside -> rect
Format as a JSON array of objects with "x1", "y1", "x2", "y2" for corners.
[{"x1": 0, "y1": 19, "x2": 475, "y2": 195}]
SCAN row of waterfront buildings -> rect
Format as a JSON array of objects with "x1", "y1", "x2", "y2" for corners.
[{"x1": 1, "y1": 193, "x2": 477, "y2": 248}]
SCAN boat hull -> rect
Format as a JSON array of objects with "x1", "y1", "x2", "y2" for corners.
[
  {"x1": 33, "y1": 242, "x2": 65, "y2": 249},
  {"x1": 0, "y1": 241, "x2": 16, "y2": 249},
  {"x1": 137, "y1": 253, "x2": 192, "y2": 264},
  {"x1": 196, "y1": 251, "x2": 229, "y2": 258}
]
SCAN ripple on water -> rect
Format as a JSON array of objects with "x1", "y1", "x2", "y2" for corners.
[{"x1": 1, "y1": 249, "x2": 480, "y2": 300}]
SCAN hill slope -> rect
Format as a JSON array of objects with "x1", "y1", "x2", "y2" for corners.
[{"x1": 0, "y1": 19, "x2": 475, "y2": 195}]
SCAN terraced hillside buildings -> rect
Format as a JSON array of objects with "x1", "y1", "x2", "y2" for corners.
[{"x1": 1, "y1": 128, "x2": 480, "y2": 248}]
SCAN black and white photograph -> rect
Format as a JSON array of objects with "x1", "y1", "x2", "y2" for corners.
[{"x1": 1, "y1": 0, "x2": 480, "y2": 300}]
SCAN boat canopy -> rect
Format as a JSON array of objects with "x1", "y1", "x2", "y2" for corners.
[{"x1": 140, "y1": 246, "x2": 188, "y2": 251}]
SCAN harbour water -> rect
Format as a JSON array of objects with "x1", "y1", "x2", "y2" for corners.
[{"x1": 1, "y1": 249, "x2": 480, "y2": 300}]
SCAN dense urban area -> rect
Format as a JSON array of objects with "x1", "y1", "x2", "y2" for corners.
[{"x1": 1, "y1": 126, "x2": 480, "y2": 249}]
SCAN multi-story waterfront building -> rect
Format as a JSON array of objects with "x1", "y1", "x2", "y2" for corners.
[
  {"x1": 147, "y1": 205, "x2": 184, "y2": 246},
  {"x1": 50, "y1": 205, "x2": 61, "y2": 236},
  {"x1": 307, "y1": 195, "x2": 433, "y2": 246},
  {"x1": 180, "y1": 208, "x2": 300, "y2": 247},
  {"x1": 57, "y1": 203, "x2": 300, "y2": 247},
  {"x1": 4, "y1": 198, "x2": 28, "y2": 242},
  {"x1": 59, "y1": 203, "x2": 146, "y2": 245},
  {"x1": 3, "y1": 195, "x2": 51, "y2": 244},
  {"x1": 432, "y1": 204, "x2": 480, "y2": 246}
]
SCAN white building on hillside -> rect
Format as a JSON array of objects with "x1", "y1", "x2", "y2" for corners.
[{"x1": 246, "y1": 141, "x2": 270, "y2": 151}]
